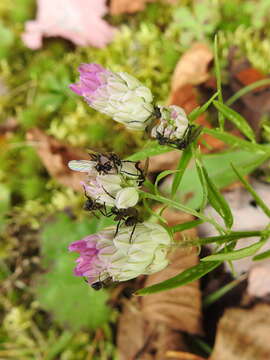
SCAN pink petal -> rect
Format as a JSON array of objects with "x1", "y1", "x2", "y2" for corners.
[{"x1": 22, "y1": 0, "x2": 115, "y2": 49}]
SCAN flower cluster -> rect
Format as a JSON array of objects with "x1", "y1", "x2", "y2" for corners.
[
  {"x1": 69, "y1": 222, "x2": 171, "y2": 286},
  {"x1": 67, "y1": 64, "x2": 203, "y2": 289},
  {"x1": 68, "y1": 152, "x2": 172, "y2": 288},
  {"x1": 69, "y1": 62, "x2": 201, "y2": 149},
  {"x1": 68, "y1": 153, "x2": 142, "y2": 209}
]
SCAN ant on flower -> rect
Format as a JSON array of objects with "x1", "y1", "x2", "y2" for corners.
[{"x1": 155, "y1": 124, "x2": 203, "y2": 150}]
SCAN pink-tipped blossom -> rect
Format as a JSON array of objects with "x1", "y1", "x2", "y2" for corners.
[
  {"x1": 69, "y1": 222, "x2": 172, "y2": 285},
  {"x1": 151, "y1": 105, "x2": 189, "y2": 141},
  {"x1": 70, "y1": 63, "x2": 154, "y2": 130},
  {"x1": 22, "y1": 0, "x2": 115, "y2": 50}
]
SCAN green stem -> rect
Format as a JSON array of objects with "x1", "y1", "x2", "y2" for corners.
[{"x1": 226, "y1": 78, "x2": 270, "y2": 106}]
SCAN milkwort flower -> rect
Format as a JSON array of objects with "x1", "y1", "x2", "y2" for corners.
[
  {"x1": 68, "y1": 222, "x2": 172, "y2": 288},
  {"x1": 69, "y1": 63, "x2": 154, "y2": 130},
  {"x1": 151, "y1": 105, "x2": 202, "y2": 150},
  {"x1": 68, "y1": 153, "x2": 143, "y2": 209},
  {"x1": 151, "y1": 105, "x2": 189, "y2": 143}
]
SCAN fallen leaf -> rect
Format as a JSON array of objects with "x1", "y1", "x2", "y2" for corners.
[
  {"x1": 168, "y1": 44, "x2": 224, "y2": 154},
  {"x1": 117, "y1": 210, "x2": 201, "y2": 359},
  {"x1": 141, "y1": 209, "x2": 202, "y2": 335},
  {"x1": 146, "y1": 150, "x2": 180, "y2": 173},
  {"x1": 110, "y1": 0, "x2": 176, "y2": 15},
  {"x1": 229, "y1": 54, "x2": 270, "y2": 134},
  {"x1": 26, "y1": 128, "x2": 88, "y2": 191},
  {"x1": 210, "y1": 304, "x2": 270, "y2": 360},
  {"x1": 117, "y1": 297, "x2": 187, "y2": 360},
  {"x1": 110, "y1": 0, "x2": 155, "y2": 15},
  {"x1": 247, "y1": 262, "x2": 270, "y2": 298},
  {"x1": 22, "y1": 0, "x2": 115, "y2": 49},
  {"x1": 170, "y1": 43, "x2": 213, "y2": 95},
  {"x1": 166, "y1": 351, "x2": 206, "y2": 360}
]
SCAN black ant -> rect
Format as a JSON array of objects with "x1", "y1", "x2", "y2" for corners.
[
  {"x1": 155, "y1": 124, "x2": 203, "y2": 150},
  {"x1": 108, "y1": 207, "x2": 142, "y2": 242},
  {"x1": 83, "y1": 276, "x2": 112, "y2": 291},
  {"x1": 82, "y1": 185, "x2": 108, "y2": 217},
  {"x1": 88, "y1": 152, "x2": 118, "y2": 175},
  {"x1": 91, "y1": 276, "x2": 113, "y2": 291}
]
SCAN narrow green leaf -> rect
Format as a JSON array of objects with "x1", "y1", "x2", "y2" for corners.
[
  {"x1": 203, "y1": 128, "x2": 267, "y2": 153},
  {"x1": 231, "y1": 163, "x2": 270, "y2": 218},
  {"x1": 203, "y1": 275, "x2": 246, "y2": 307},
  {"x1": 127, "y1": 142, "x2": 173, "y2": 161},
  {"x1": 196, "y1": 231, "x2": 262, "y2": 246},
  {"x1": 188, "y1": 91, "x2": 219, "y2": 122},
  {"x1": 171, "y1": 146, "x2": 192, "y2": 197},
  {"x1": 195, "y1": 157, "x2": 208, "y2": 211},
  {"x1": 172, "y1": 219, "x2": 203, "y2": 233},
  {"x1": 155, "y1": 170, "x2": 180, "y2": 194},
  {"x1": 201, "y1": 165, "x2": 233, "y2": 229},
  {"x1": 226, "y1": 79, "x2": 270, "y2": 106},
  {"x1": 253, "y1": 249, "x2": 270, "y2": 261},
  {"x1": 214, "y1": 35, "x2": 224, "y2": 130},
  {"x1": 165, "y1": 149, "x2": 268, "y2": 210},
  {"x1": 213, "y1": 101, "x2": 255, "y2": 142},
  {"x1": 201, "y1": 238, "x2": 267, "y2": 261},
  {"x1": 136, "y1": 260, "x2": 221, "y2": 295}
]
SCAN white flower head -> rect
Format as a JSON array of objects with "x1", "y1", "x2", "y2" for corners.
[
  {"x1": 70, "y1": 63, "x2": 154, "y2": 131},
  {"x1": 69, "y1": 222, "x2": 172, "y2": 285}
]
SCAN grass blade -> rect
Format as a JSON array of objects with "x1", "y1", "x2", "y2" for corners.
[
  {"x1": 213, "y1": 101, "x2": 255, "y2": 142},
  {"x1": 171, "y1": 146, "x2": 192, "y2": 197},
  {"x1": 214, "y1": 34, "x2": 224, "y2": 130}
]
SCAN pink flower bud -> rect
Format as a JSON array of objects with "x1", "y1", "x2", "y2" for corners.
[{"x1": 70, "y1": 63, "x2": 154, "y2": 130}]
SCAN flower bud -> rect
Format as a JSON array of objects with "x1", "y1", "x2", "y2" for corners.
[
  {"x1": 70, "y1": 63, "x2": 154, "y2": 130},
  {"x1": 69, "y1": 222, "x2": 172, "y2": 285},
  {"x1": 151, "y1": 105, "x2": 189, "y2": 141}
]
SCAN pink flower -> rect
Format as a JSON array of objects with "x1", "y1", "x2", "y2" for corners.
[
  {"x1": 70, "y1": 63, "x2": 154, "y2": 130},
  {"x1": 22, "y1": 0, "x2": 115, "y2": 49},
  {"x1": 69, "y1": 222, "x2": 172, "y2": 287}
]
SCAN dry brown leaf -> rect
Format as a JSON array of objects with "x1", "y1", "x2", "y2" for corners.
[
  {"x1": 141, "y1": 208, "x2": 202, "y2": 335},
  {"x1": 117, "y1": 297, "x2": 187, "y2": 360},
  {"x1": 109, "y1": 0, "x2": 176, "y2": 14},
  {"x1": 110, "y1": 0, "x2": 155, "y2": 15},
  {"x1": 168, "y1": 45, "x2": 224, "y2": 154},
  {"x1": 146, "y1": 150, "x2": 180, "y2": 173},
  {"x1": 166, "y1": 351, "x2": 206, "y2": 360},
  {"x1": 247, "y1": 262, "x2": 270, "y2": 298},
  {"x1": 229, "y1": 54, "x2": 270, "y2": 135},
  {"x1": 210, "y1": 304, "x2": 270, "y2": 360},
  {"x1": 117, "y1": 210, "x2": 201, "y2": 359},
  {"x1": 170, "y1": 43, "x2": 213, "y2": 95},
  {"x1": 26, "y1": 128, "x2": 88, "y2": 191}
]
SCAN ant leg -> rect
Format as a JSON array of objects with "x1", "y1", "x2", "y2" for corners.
[
  {"x1": 114, "y1": 220, "x2": 122, "y2": 237},
  {"x1": 102, "y1": 186, "x2": 116, "y2": 199},
  {"x1": 129, "y1": 223, "x2": 137, "y2": 243}
]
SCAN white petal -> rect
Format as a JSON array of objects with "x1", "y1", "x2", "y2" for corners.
[
  {"x1": 68, "y1": 160, "x2": 94, "y2": 173},
  {"x1": 115, "y1": 187, "x2": 139, "y2": 209}
]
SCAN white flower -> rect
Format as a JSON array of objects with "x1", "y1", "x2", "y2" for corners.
[
  {"x1": 84, "y1": 174, "x2": 139, "y2": 209},
  {"x1": 70, "y1": 63, "x2": 154, "y2": 130},
  {"x1": 69, "y1": 222, "x2": 172, "y2": 285},
  {"x1": 151, "y1": 105, "x2": 189, "y2": 141}
]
